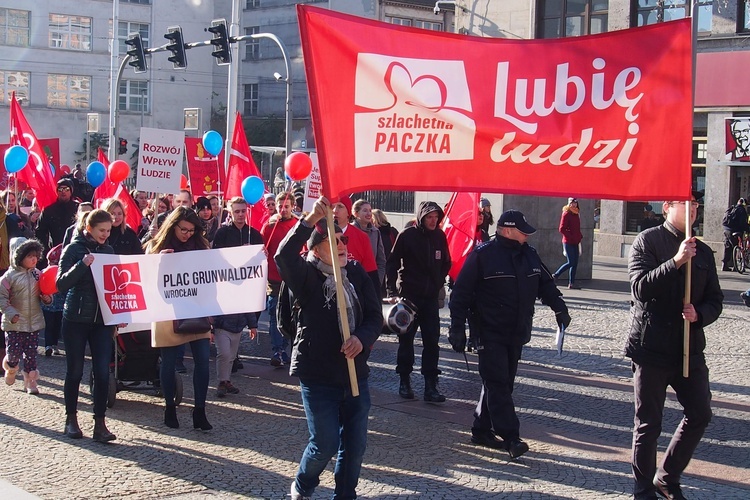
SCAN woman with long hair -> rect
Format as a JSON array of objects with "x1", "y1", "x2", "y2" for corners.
[
  {"x1": 552, "y1": 197, "x2": 583, "y2": 289},
  {"x1": 146, "y1": 206, "x2": 213, "y2": 431},
  {"x1": 57, "y1": 209, "x2": 117, "y2": 442},
  {"x1": 101, "y1": 198, "x2": 143, "y2": 255}
]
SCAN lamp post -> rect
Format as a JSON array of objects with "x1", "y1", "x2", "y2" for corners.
[
  {"x1": 86, "y1": 112, "x2": 100, "y2": 162},
  {"x1": 140, "y1": 89, "x2": 147, "y2": 128}
]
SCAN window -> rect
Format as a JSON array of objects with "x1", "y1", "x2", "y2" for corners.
[
  {"x1": 118, "y1": 21, "x2": 149, "y2": 54},
  {"x1": 386, "y1": 16, "x2": 412, "y2": 27},
  {"x1": 47, "y1": 74, "x2": 91, "y2": 109},
  {"x1": 414, "y1": 20, "x2": 443, "y2": 31},
  {"x1": 537, "y1": 0, "x2": 608, "y2": 38},
  {"x1": 246, "y1": 0, "x2": 261, "y2": 8},
  {"x1": 0, "y1": 70, "x2": 30, "y2": 105},
  {"x1": 0, "y1": 8, "x2": 30, "y2": 46},
  {"x1": 245, "y1": 26, "x2": 260, "y2": 60},
  {"x1": 244, "y1": 83, "x2": 258, "y2": 116},
  {"x1": 49, "y1": 14, "x2": 92, "y2": 51},
  {"x1": 119, "y1": 80, "x2": 149, "y2": 112},
  {"x1": 740, "y1": 1, "x2": 750, "y2": 32},
  {"x1": 122, "y1": 0, "x2": 151, "y2": 4},
  {"x1": 632, "y1": 0, "x2": 712, "y2": 33}
]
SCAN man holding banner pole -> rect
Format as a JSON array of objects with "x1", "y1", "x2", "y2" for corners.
[
  {"x1": 275, "y1": 196, "x2": 381, "y2": 500},
  {"x1": 626, "y1": 194, "x2": 722, "y2": 500}
]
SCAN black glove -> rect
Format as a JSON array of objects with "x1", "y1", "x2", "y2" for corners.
[
  {"x1": 448, "y1": 326, "x2": 467, "y2": 353},
  {"x1": 556, "y1": 311, "x2": 571, "y2": 330}
]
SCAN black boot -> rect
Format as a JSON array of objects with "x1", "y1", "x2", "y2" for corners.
[
  {"x1": 64, "y1": 413, "x2": 83, "y2": 439},
  {"x1": 92, "y1": 417, "x2": 116, "y2": 442},
  {"x1": 424, "y1": 376, "x2": 446, "y2": 403},
  {"x1": 398, "y1": 374, "x2": 415, "y2": 399},
  {"x1": 192, "y1": 406, "x2": 213, "y2": 431},
  {"x1": 164, "y1": 404, "x2": 179, "y2": 429}
]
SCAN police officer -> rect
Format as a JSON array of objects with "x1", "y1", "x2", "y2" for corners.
[{"x1": 449, "y1": 209, "x2": 570, "y2": 459}]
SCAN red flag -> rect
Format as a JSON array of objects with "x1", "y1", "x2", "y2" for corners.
[
  {"x1": 93, "y1": 148, "x2": 118, "y2": 204},
  {"x1": 442, "y1": 192, "x2": 479, "y2": 281},
  {"x1": 184, "y1": 138, "x2": 225, "y2": 197},
  {"x1": 226, "y1": 113, "x2": 262, "y2": 198},
  {"x1": 298, "y1": 6, "x2": 693, "y2": 201},
  {"x1": 9, "y1": 93, "x2": 57, "y2": 208},
  {"x1": 114, "y1": 184, "x2": 143, "y2": 232}
]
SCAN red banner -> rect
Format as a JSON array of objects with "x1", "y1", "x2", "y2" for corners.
[
  {"x1": 442, "y1": 192, "x2": 479, "y2": 281},
  {"x1": 184, "y1": 138, "x2": 225, "y2": 198},
  {"x1": 298, "y1": 6, "x2": 693, "y2": 201}
]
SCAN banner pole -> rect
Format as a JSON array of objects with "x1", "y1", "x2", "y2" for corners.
[{"x1": 325, "y1": 205, "x2": 359, "y2": 397}]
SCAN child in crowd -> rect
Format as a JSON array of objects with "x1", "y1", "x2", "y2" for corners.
[{"x1": 0, "y1": 238, "x2": 51, "y2": 394}]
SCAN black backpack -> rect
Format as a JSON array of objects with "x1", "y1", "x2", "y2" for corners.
[
  {"x1": 276, "y1": 281, "x2": 300, "y2": 340},
  {"x1": 723, "y1": 205, "x2": 747, "y2": 231}
]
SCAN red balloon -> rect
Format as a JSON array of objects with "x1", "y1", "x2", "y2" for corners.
[
  {"x1": 284, "y1": 152, "x2": 312, "y2": 181},
  {"x1": 60, "y1": 164, "x2": 71, "y2": 175},
  {"x1": 108, "y1": 160, "x2": 130, "y2": 184},
  {"x1": 39, "y1": 265, "x2": 58, "y2": 295},
  {"x1": 180, "y1": 174, "x2": 189, "y2": 189}
]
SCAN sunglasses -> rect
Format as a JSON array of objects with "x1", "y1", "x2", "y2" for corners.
[
  {"x1": 325, "y1": 235, "x2": 349, "y2": 245},
  {"x1": 57, "y1": 186, "x2": 71, "y2": 192}
]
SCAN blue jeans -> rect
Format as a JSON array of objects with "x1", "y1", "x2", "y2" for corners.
[
  {"x1": 61, "y1": 320, "x2": 114, "y2": 418},
  {"x1": 160, "y1": 338, "x2": 210, "y2": 407},
  {"x1": 554, "y1": 243, "x2": 580, "y2": 284},
  {"x1": 294, "y1": 380, "x2": 371, "y2": 499},
  {"x1": 267, "y1": 294, "x2": 288, "y2": 354}
]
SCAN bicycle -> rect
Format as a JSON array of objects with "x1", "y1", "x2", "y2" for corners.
[{"x1": 732, "y1": 232, "x2": 750, "y2": 274}]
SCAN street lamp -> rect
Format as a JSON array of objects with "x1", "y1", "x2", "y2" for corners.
[
  {"x1": 87, "y1": 112, "x2": 100, "y2": 162},
  {"x1": 183, "y1": 108, "x2": 201, "y2": 132}
]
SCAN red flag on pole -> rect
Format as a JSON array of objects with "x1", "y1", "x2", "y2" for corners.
[
  {"x1": 93, "y1": 148, "x2": 118, "y2": 203},
  {"x1": 114, "y1": 183, "x2": 143, "y2": 232},
  {"x1": 442, "y1": 192, "x2": 479, "y2": 281},
  {"x1": 9, "y1": 92, "x2": 57, "y2": 209},
  {"x1": 226, "y1": 112, "x2": 268, "y2": 230}
]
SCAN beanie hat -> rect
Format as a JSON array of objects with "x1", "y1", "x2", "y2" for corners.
[
  {"x1": 307, "y1": 219, "x2": 343, "y2": 249},
  {"x1": 480, "y1": 197, "x2": 491, "y2": 208},
  {"x1": 194, "y1": 196, "x2": 211, "y2": 212},
  {"x1": 335, "y1": 195, "x2": 353, "y2": 215},
  {"x1": 57, "y1": 178, "x2": 74, "y2": 191},
  {"x1": 568, "y1": 197, "x2": 578, "y2": 204}
]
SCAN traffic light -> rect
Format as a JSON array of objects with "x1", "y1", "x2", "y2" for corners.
[
  {"x1": 118, "y1": 138, "x2": 128, "y2": 155},
  {"x1": 124, "y1": 33, "x2": 147, "y2": 73},
  {"x1": 208, "y1": 19, "x2": 231, "y2": 65},
  {"x1": 164, "y1": 26, "x2": 187, "y2": 69}
]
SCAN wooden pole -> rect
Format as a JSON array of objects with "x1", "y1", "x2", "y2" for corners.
[{"x1": 325, "y1": 206, "x2": 359, "y2": 396}]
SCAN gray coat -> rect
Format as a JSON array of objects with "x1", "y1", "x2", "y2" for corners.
[{"x1": 0, "y1": 238, "x2": 47, "y2": 332}]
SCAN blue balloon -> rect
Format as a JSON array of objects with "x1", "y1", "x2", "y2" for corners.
[
  {"x1": 4, "y1": 145, "x2": 29, "y2": 173},
  {"x1": 202, "y1": 130, "x2": 223, "y2": 157},
  {"x1": 87, "y1": 161, "x2": 107, "y2": 188},
  {"x1": 241, "y1": 176, "x2": 265, "y2": 205}
]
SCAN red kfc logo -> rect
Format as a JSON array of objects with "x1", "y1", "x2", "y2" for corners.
[{"x1": 103, "y1": 263, "x2": 147, "y2": 314}]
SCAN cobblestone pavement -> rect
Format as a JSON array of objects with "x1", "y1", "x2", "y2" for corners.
[{"x1": 0, "y1": 257, "x2": 748, "y2": 499}]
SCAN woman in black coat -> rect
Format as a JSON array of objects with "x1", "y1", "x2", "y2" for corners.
[
  {"x1": 57, "y1": 209, "x2": 116, "y2": 442},
  {"x1": 102, "y1": 198, "x2": 143, "y2": 255}
]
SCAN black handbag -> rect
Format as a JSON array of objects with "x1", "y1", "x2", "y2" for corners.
[{"x1": 173, "y1": 317, "x2": 211, "y2": 334}]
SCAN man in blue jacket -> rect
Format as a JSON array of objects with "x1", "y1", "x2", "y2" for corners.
[{"x1": 449, "y1": 210, "x2": 570, "y2": 459}]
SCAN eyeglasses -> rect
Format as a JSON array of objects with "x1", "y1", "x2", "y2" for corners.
[
  {"x1": 669, "y1": 201, "x2": 699, "y2": 208},
  {"x1": 176, "y1": 225, "x2": 196, "y2": 235},
  {"x1": 57, "y1": 186, "x2": 71, "y2": 192}
]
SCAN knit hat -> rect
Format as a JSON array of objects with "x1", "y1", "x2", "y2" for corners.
[
  {"x1": 57, "y1": 178, "x2": 74, "y2": 191},
  {"x1": 307, "y1": 219, "x2": 343, "y2": 249},
  {"x1": 497, "y1": 209, "x2": 536, "y2": 235},
  {"x1": 334, "y1": 195, "x2": 353, "y2": 215},
  {"x1": 480, "y1": 197, "x2": 491, "y2": 208},
  {"x1": 194, "y1": 196, "x2": 211, "y2": 212},
  {"x1": 568, "y1": 197, "x2": 578, "y2": 204},
  {"x1": 263, "y1": 193, "x2": 275, "y2": 202}
]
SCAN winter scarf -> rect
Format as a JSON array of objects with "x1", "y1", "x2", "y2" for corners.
[{"x1": 306, "y1": 252, "x2": 362, "y2": 335}]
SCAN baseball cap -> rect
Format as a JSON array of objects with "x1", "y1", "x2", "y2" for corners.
[{"x1": 497, "y1": 209, "x2": 536, "y2": 235}]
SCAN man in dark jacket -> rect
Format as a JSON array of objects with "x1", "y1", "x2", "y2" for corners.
[
  {"x1": 212, "y1": 197, "x2": 263, "y2": 249},
  {"x1": 626, "y1": 197, "x2": 723, "y2": 500},
  {"x1": 386, "y1": 201, "x2": 451, "y2": 402},
  {"x1": 35, "y1": 178, "x2": 79, "y2": 259},
  {"x1": 449, "y1": 209, "x2": 570, "y2": 459},
  {"x1": 721, "y1": 198, "x2": 750, "y2": 271},
  {"x1": 276, "y1": 197, "x2": 381, "y2": 500}
]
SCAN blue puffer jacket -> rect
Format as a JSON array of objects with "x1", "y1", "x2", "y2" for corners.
[{"x1": 57, "y1": 232, "x2": 114, "y2": 324}]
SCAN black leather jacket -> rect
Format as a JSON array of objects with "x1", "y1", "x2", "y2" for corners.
[
  {"x1": 449, "y1": 235, "x2": 567, "y2": 346},
  {"x1": 57, "y1": 233, "x2": 114, "y2": 324},
  {"x1": 626, "y1": 221, "x2": 723, "y2": 368}
]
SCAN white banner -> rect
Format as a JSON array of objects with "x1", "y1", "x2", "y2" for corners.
[
  {"x1": 303, "y1": 152, "x2": 321, "y2": 214},
  {"x1": 90, "y1": 246, "x2": 267, "y2": 325},
  {"x1": 136, "y1": 127, "x2": 185, "y2": 193}
]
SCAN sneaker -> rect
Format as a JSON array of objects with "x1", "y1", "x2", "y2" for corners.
[
  {"x1": 4, "y1": 364, "x2": 18, "y2": 386},
  {"x1": 654, "y1": 481, "x2": 686, "y2": 500},
  {"x1": 175, "y1": 360, "x2": 187, "y2": 374},
  {"x1": 224, "y1": 381, "x2": 239, "y2": 394},
  {"x1": 506, "y1": 438, "x2": 529, "y2": 459},
  {"x1": 52, "y1": 347, "x2": 60, "y2": 355},
  {"x1": 290, "y1": 481, "x2": 310, "y2": 500},
  {"x1": 217, "y1": 381, "x2": 227, "y2": 398},
  {"x1": 270, "y1": 352, "x2": 283, "y2": 367},
  {"x1": 281, "y1": 351, "x2": 291, "y2": 365},
  {"x1": 568, "y1": 283, "x2": 581, "y2": 290},
  {"x1": 45, "y1": 347, "x2": 53, "y2": 357}
]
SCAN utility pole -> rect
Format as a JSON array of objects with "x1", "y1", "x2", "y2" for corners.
[
  {"x1": 225, "y1": 0, "x2": 242, "y2": 177},
  {"x1": 108, "y1": 0, "x2": 120, "y2": 160}
]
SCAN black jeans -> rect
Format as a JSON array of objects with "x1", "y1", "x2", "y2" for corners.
[
  {"x1": 43, "y1": 310, "x2": 63, "y2": 347},
  {"x1": 396, "y1": 296, "x2": 441, "y2": 378},
  {"x1": 62, "y1": 320, "x2": 114, "y2": 418},
  {"x1": 473, "y1": 342, "x2": 523, "y2": 441},
  {"x1": 631, "y1": 362, "x2": 712, "y2": 498}
]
